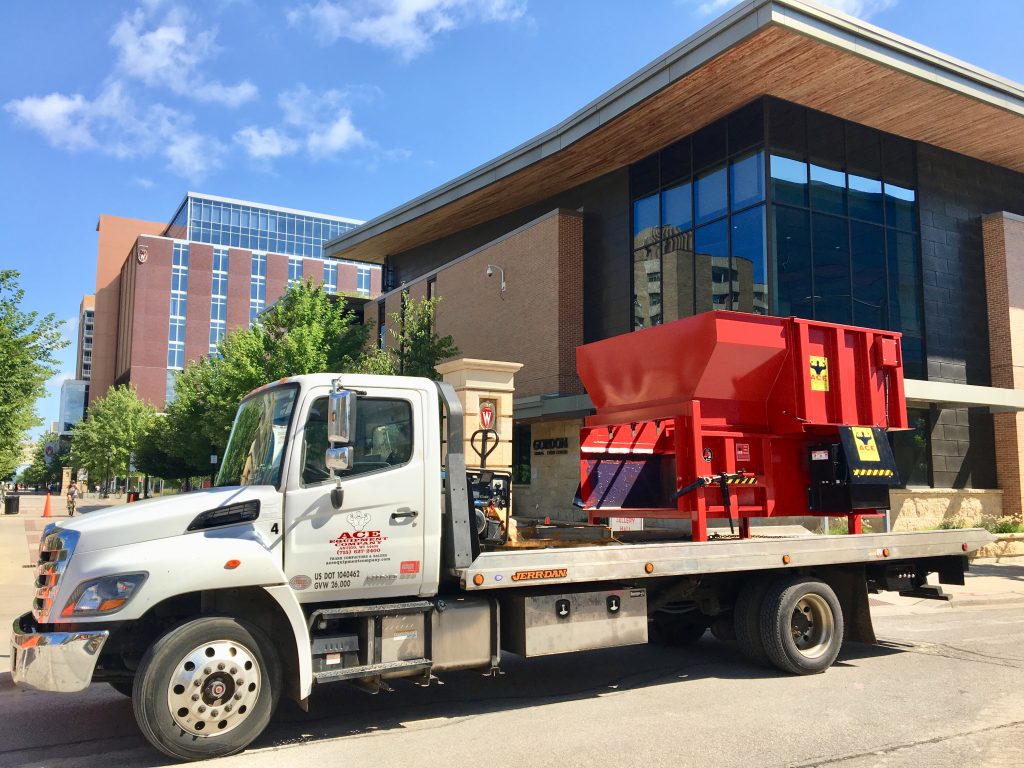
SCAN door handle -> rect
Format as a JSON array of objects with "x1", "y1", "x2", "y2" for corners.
[{"x1": 391, "y1": 509, "x2": 419, "y2": 520}]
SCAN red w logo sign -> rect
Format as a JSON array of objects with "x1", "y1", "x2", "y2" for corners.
[{"x1": 480, "y1": 401, "x2": 495, "y2": 429}]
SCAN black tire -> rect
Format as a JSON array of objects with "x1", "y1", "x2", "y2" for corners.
[
  {"x1": 652, "y1": 612, "x2": 707, "y2": 645},
  {"x1": 734, "y1": 578, "x2": 771, "y2": 666},
  {"x1": 109, "y1": 680, "x2": 134, "y2": 697},
  {"x1": 760, "y1": 577, "x2": 844, "y2": 675},
  {"x1": 132, "y1": 617, "x2": 281, "y2": 761}
]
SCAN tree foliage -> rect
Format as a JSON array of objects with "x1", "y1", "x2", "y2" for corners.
[
  {"x1": 0, "y1": 270, "x2": 68, "y2": 478},
  {"x1": 145, "y1": 281, "x2": 458, "y2": 481},
  {"x1": 385, "y1": 293, "x2": 459, "y2": 379},
  {"x1": 71, "y1": 385, "x2": 156, "y2": 488}
]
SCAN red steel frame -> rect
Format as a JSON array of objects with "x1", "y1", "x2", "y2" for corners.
[{"x1": 576, "y1": 311, "x2": 906, "y2": 542}]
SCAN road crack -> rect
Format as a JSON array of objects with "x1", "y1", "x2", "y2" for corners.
[{"x1": 787, "y1": 719, "x2": 1024, "y2": 767}]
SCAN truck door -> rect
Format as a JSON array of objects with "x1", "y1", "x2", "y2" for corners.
[{"x1": 284, "y1": 386, "x2": 426, "y2": 602}]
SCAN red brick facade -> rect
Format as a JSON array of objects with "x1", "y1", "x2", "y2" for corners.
[
  {"x1": 367, "y1": 209, "x2": 585, "y2": 398},
  {"x1": 984, "y1": 212, "x2": 1024, "y2": 519},
  {"x1": 105, "y1": 235, "x2": 380, "y2": 409}
]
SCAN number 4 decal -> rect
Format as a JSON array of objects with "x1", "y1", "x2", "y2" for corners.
[{"x1": 271, "y1": 523, "x2": 279, "y2": 534}]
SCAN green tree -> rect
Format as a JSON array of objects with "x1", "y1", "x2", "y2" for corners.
[
  {"x1": 163, "y1": 280, "x2": 370, "y2": 466},
  {"x1": 362, "y1": 292, "x2": 458, "y2": 379},
  {"x1": 134, "y1": 416, "x2": 196, "y2": 481},
  {"x1": 71, "y1": 385, "x2": 156, "y2": 490},
  {"x1": 0, "y1": 270, "x2": 68, "y2": 479}
]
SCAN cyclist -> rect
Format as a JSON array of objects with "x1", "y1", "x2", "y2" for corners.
[{"x1": 66, "y1": 480, "x2": 79, "y2": 516}]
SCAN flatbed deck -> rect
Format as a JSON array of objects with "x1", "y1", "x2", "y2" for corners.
[{"x1": 457, "y1": 529, "x2": 992, "y2": 590}]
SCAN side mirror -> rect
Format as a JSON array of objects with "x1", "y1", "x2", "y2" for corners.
[
  {"x1": 328, "y1": 390, "x2": 356, "y2": 444},
  {"x1": 325, "y1": 446, "x2": 353, "y2": 472}
]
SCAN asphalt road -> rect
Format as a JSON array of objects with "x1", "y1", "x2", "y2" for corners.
[{"x1": 2, "y1": 594, "x2": 1023, "y2": 768}]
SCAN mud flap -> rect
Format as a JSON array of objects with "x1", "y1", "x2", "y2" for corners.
[{"x1": 822, "y1": 567, "x2": 876, "y2": 645}]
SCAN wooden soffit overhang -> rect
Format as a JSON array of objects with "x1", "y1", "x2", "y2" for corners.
[{"x1": 327, "y1": 0, "x2": 1024, "y2": 265}]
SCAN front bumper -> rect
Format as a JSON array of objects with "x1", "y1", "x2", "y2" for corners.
[{"x1": 10, "y1": 612, "x2": 109, "y2": 692}]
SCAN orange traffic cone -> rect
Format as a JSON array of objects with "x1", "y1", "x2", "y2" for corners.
[{"x1": 42, "y1": 493, "x2": 52, "y2": 518}]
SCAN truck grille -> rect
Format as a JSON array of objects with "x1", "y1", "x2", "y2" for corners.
[{"x1": 32, "y1": 525, "x2": 80, "y2": 623}]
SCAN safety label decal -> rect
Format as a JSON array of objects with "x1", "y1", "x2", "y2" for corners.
[
  {"x1": 851, "y1": 427, "x2": 880, "y2": 462},
  {"x1": 852, "y1": 468, "x2": 893, "y2": 477},
  {"x1": 809, "y1": 356, "x2": 830, "y2": 392}
]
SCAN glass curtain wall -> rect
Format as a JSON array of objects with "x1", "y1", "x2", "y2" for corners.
[
  {"x1": 628, "y1": 97, "x2": 924, "y2": 380},
  {"x1": 630, "y1": 101, "x2": 767, "y2": 329},
  {"x1": 184, "y1": 197, "x2": 357, "y2": 258},
  {"x1": 766, "y1": 98, "x2": 923, "y2": 378}
]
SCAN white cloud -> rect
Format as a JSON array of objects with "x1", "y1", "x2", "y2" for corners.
[
  {"x1": 288, "y1": 0, "x2": 527, "y2": 60},
  {"x1": 277, "y1": 84, "x2": 369, "y2": 158},
  {"x1": 110, "y1": 5, "x2": 257, "y2": 106},
  {"x1": 5, "y1": 92, "x2": 94, "y2": 151},
  {"x1": 234, "y1": 126, "x2": 300, "y2": 159},
  {"x1": 692, "y1": 0, "x2": 896, "y2": 18},
  {"x1": 6, "y1": 80, "x2": 222, "y2": 182},
  {"x1": 307, "y1": 112, "x2": 366, "y2": 157},
  {"x1": 132, "y1": 176, "x2": 155, "y2": 188}
]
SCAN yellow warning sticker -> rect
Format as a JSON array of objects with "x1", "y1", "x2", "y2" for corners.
[
  {"x1": 809, "y1": 356, "x2": 830, "y2": 392},
  {"x1": 851, "y1": 427, "x2": 880, "y2": 462}
]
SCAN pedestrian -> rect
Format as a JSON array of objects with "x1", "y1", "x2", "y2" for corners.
[{"x1": 66, "y1": 480, "x2": 79, "y2": 516}]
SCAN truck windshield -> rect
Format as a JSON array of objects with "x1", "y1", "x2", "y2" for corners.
[{"x1": 217, "y1": 385, "x2": 298, "y2": 488}]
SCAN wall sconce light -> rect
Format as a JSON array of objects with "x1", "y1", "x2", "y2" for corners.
[{"x1": 485, "y1": 264, "x2": 507, "y2": 296}]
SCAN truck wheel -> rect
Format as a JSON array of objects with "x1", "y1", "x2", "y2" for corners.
[
  {"x1": 759, "y1": 577, "x2": 844, "y2": 675},
  {"x1": 733, "y1": 578, "x2": 771, "y2": 666},
  {"x1": 132, "y1": 617, "x2": 281, "y2": 761}
]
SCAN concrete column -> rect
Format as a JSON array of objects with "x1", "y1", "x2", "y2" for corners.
[
  {"x1": 436, "y1": 358, "x2": 522, "y2": 473},
  {"x1": 983, "y1": 212, "x2": 1024, "y2": 521}
]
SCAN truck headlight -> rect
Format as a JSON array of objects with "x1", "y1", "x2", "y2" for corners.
[{"x1": 60, "y1": 573, "x2": 148, "y2": 618}]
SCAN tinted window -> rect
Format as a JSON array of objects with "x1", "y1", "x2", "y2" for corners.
[
  {"x1": 695, "y1": 218, "x2": 729, "y2": 312},
  {"x1": 301, "y1": 396, "x2": 414, "y2": 485},
  {"x1": 851, "y1": 221, "x2": 886, "y2": 328},
  {"x1": 633, "y1": 245, "x2": 662, "y2": 330},
  {"x1": 810, "y1": 164, "x2": 846, "y2": 215},
  {"x1": 848, "y1": 174, "x2": 883, "y2": 224},
  {"x1": 770, "y1": 155, "x2": 808, "y2": 207},
  {"x1": 812, "y1": 213, "x2": 851, "y2": 324},
  {"x1": 774, "y1": 206, "x2": 812, "y2": 317},
  {"x1": 885, "y1": 184, "x2": 916, "y2": 231},
  {"x1": 695, "y1": 166, "x2": 728, "y2": 225},
  {"x1": 662, "y1": 182, "x2": 693, "y2": 234},
  {"x1": 731, "y1": 205, "x2": 767, "y2": 314},
  {"x1": 730, "y1": 151, "x2": 765, "y2": 210},
  {"x1": 661, "y1": 230, "x2": 695, "y2": 322},
  {"x1": 218, "y1": 386, "x2": 298, "y2": 488},
  {"x1": 633, "y1": 194, "x2": 660, "y2": 249}
]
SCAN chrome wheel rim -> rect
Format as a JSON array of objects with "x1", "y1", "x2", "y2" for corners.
[
  {"x1": 166, "y1": 640, "x2": 261, "y2": 737},
  {"x1": 790, "y1": 594, "x2": 834, "y2": 659}
]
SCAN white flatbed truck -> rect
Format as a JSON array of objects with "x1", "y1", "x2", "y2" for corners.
[{"x1": 12, "y1": 372, "x2": 990, "y2": 761}]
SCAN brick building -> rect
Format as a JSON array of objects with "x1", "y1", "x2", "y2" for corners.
[
  {"x1": 94, "y1": 193, "x2": 379, "y2": 410},
  {"x1": 325, "y1": 0, "x2": 1024, "y2": 522}
]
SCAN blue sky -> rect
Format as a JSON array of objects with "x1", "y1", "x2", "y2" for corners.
[{"x1": 3, "y1": 0, "x2": 1022, "y2": 437}]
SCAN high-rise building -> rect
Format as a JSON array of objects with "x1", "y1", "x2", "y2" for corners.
[
  {"x1": 92, "y1": 193, "x2": 378, "y2": 410},
  {"x1": 75, "y1": 295, "x2": 95, "y2": 383},
  {"x1": 57, "y1": 379, "x2": 88, "y2": 435}
]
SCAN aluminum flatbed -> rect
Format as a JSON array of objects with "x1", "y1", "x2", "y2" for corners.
[{"x1": 457, "y1": 528, "x2": 992, "y2": 590}]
